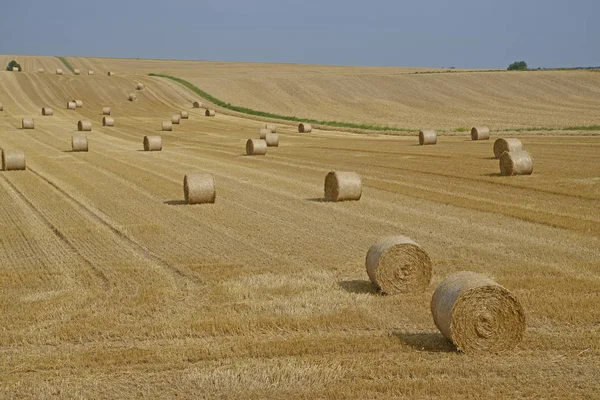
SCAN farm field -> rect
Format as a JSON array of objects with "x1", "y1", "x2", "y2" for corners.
[{"x1": 0, "y1": 57, "x2": 599, "y2": 398}]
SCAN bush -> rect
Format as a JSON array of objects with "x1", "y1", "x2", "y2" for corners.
[
  {"x1": 507, "y1": 61, "x2": 528, "y2": 71},
  {"x1": 6, "y1": 60, "x2": 22, "y2": 72}
]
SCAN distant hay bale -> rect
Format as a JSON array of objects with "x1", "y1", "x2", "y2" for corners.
[
  {"x1": 366, "y1": 236, "x2": 432, "y2": 295},
  {"x1": 88, "y1": 70, "x2": 94, "y2": 75},
  {"x1": 246, "y1": 139, "x2": 267, "y2": 156},
  {"x1": 136, "y1": 82, "x2": 144, "y2": 90},
  {"x1": 205, "y1": 109, "x2": 216, "y2": 117},
  {"x1": 180, "y1": 111, "x2": 189, "y2": 119},
  {"x1": 162, "y1": 121, "x2": 172, "y2": 131},
  {"x1": 38, "y1": 68, "x2": 44, "y2": 73},
  {"x1": 102, "y1": 107, "x2": 111, "y2": 115},
  {"x1": 259, "y1": 128, "x2": 270, "y2": 139},
  {"x1": 1, "y1": 149, "x2": 26, "y2": 171},
  {"x1": 143, "y1": 136, "x2": 162, "y2": 151},
  {"x1": 108, "y1": 71, "x2": 114, "y2": 76},
  {"x1": 12, "y1": 67, "x2": 19, "y2": 72},
  {"x1": 73, "y1": 100, "x2": 83, "y2": 108},
  {"x1": 193, "y1": 101, "x2": 203, "y2": 108},
  {"x1": 22, "y1": 118, "x2": 34, "y2": 129},
  {"x1": 471, "y1": 126, "x2": 490, "y2": 141},
  {"x1": 42, "y1": 107, "x2": 53, "y2": 116},
  {"x1": 431, "y1": 271, "x2": 526, "y2": 353},
  {"x1": 102, "y1": 117, "x2": 114, "y2": 127},
  {"x1": 419, "y1": 130, "x2": 437, "y2": 145},
  {"x1": 71, "y1": 135, "x2": 88, "y2": 152},
  {"x1": 265, "y1": 133, "x2": 279, "y2": 147},
  {"x1": 499, "y1": 151, "x2": 533, "y2": 176},
  {"x1": 171, "y1": 114, "x2": 181, "y2": 124},
  {"x1": 265, "y1": 123, "x2": 277, "y2": 133},
  {"x1": 298, "y1": 123, "x2": 312, "y2": 133},
  {"x1": 128, "y1": 93, "x2": 136, "y2": 101},
  {"x1": 74, "y1": 69, "x2": 81, "y2": 75},
  {"x1": 0, "y1": 103, "x2": 3, "y2": 111},
  {"x1": 493, "y1": 138, "x2": 523, "y2": 159},
  {"x1": 324, "y1": 171, "x2": 361, "y2": 202},
  {"x1": 77, "y1": 120, "x2": 92, "y2": 131},
  {"x1": 184, "y1": 173, "x2": 216, "y2": 204},
  {"x1": 56, "y1": 68, "x2": 63, "y2": 75},
  {"x1": 67, "y1": 101, "x2": 77, "y2": 110}
]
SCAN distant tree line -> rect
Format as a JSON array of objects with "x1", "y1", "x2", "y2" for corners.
[
  {"x1": 507, "y1": 61, "x2": 528, "y2": 71},
  {"x1": 6, "y1": 60, "x2": 22, "y2": 71}
]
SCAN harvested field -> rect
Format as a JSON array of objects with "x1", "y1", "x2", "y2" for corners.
[{"x1": 0, "y1": 56, "x2": 598, "y2": 399}]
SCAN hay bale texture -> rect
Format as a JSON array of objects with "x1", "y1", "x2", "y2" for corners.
[
  {"x1": 74, "y1": 69, "x2": 81, "y2": 75},
  {"x1": 265, "y1": 123, "x2": 277, "y2": 133},
  {"x1": 493, "y1": 138, "x2": 523, "y2": 159},
  {"x1": 500, "y1": 151, "x2": 533, "y2": 176},
  {"x1": 77, "y1": 120, "x2": 92, "y2": 132},
  {"x1": 205, "y1": 110, "x2": 216, "y2": 117},
  {"x1": 136, "y1": 83, "x2": 144, "y2": 90},
  {"x1": 73, "y1": 100, "x2": 83, "y2": 108},
  {"x1": 42, "y1": 107, "x2": 53, "y2": 116},
  {"x1": 259, "y1": 128, "x2": 271, "y2": 139},
  {"x1": 324, "y1": 171, "x2": 361, "y2": 202},
  {"x1": 431, "y1": 271, "x2": 526, "y2": 353},
  {"x1": 143, "y1": 136, "x2": 162, "y2": 151},
  {"x1": 419, "y1": 130, "x2": 437, "y2": 145},
  {"x1": 184, "y1": 173, "x2": 216, "y2": 204},
  {"x1": 193, "y1": 101, "x2": 203, "y2": 108},
  {"x1": 298, "y1": 123, "x2": 312, "y2": 133},
  {"x1": 366, "y1": 236, "x2": 432, "y2": 295},
  {"x1": 71, "y1": 136, "x2": 88, "y2": 152},
  {"x1": 102, "y1": 117, "x2": 114, "y2": 127},
  {"x1": 56, "y1": 69, "x2": 63, "y2": 75},
  {"x1": 102, "y1": 107, "x2": 111, "y2": 115},
  {"x1": 162, "y1": 121, "x2": 172, "y2": 131},
  {"x1": 265, "y1": 133, "x2": 279, "y2": 147},
  {"x1": 180, "y1": 111, "x2": 189, "y2": 119},
  {"x1": 171, "y1": 115, "x2": 181, "y2": 124},
  {"x1": 471, "y1": 126, "x2": 490, "y2": 141},
  {"x1": 246, "y1": 139, "x2": 267, "y2": 156},
  {"x1": 22, "y1": 118, "x2": 34, "y2": 129},
  {"x1": 67, "y1": 101, "x2": 77, "y2": 110},
  {"x1": 1, "y1": 149, "x2": 26, "y2": 171}
]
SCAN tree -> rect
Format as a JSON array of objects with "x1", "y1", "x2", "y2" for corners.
[
  {"x1": 6, "y1": 60, "x2": 22, "y2": 72},
  {"x1": 507, "y1": 61, "x2": 528, "y2": 71}
]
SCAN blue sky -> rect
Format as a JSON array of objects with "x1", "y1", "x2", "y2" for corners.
[{"x1": 0, "y1": 0, "x2": 598, "y2": 68}]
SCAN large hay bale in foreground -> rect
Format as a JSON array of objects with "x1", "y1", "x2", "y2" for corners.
[
  {"x1": 102, "y1": 117, "x2": 114, "y2": 127},
  {"x1": 431, "y1": 271, "x2": 526, "y2": 353},
  {"x1": 265, "y1": 123, "x2": 277, "y2": 133},
  {"x1": 324, "y1": 171, "x2": 361, "y2": 202},
  {"x1": 265, "y1": 133, "x2": 279, "y2": 147},
  {"x1": 1, "y1": 149, "x2": 26, "y2": 171},
  {"x1": 77, "y1": 120, "x2": 92, "y2": 131},
  {"x1": 366, "y1": 236, "x2": 432, "y2": 295},
  {"x1": 205, "y1": 109, "x2": 216, "y2": 117},
  {"x1": 493, "y1": 138, "x2": 523, "y2": 159},
  {"x1": 298, "y1": 123, "x2": 312, "y2": 133},
  {"x1": 88, "y1": 70, "x2": 94, "y2": 75},
  {"x1": 143, "y1": 136, "x2": 162, "y2": 151},
  {"x1": 499, "y1": 151, "x2": 533, "y2": 176},
  {"x1": 184, "y1": 173, "x2": 216, "y2": 204},
  {"x1": 419, "y1": 130, "x2": 437, "y2": 145},
  {"x1": 128, "y1": 93, "x2": 136, "y2": 101},
  {"x1": 73, "y1": 100, "x2": 83, "y2": 108},
  {"x1": 136, "y1": 82, "x2": 144, "y2": 90},
  {"x1": 74, "y1": 69, "x2": 81, "y2": 75},
  {"x1": 171, "y1": 114, "x2": 181, "y2": 124},
  {"x1": 246, "y1": 139, "x2": 267, "y2": 156},
  {"x1": 102, "y1": 107, "x2": 111, "y2": 115},
  {"x1": 193, "y1": 101, "x2": 203, "y2": 108},
  {"x1": 259, "y1": 128, "x2": 271, "y2": 139},
  {"x1": 471, "y1": 126, "x2": 490, "y2": 141},
  {"x1": 162, "y1": 121, "x2": 172, "y2": 131},
  {"x1": 22, "y1": 118, "x2": 35, "y2": 129},
  {"x1": 71, "y1": 135, "x2": 88, "y2": 152},
  {"x1": 56, "y1": 68, "x2": 63, "y2": 75},
  {"x1": 67, "y1": 101, "x2": 77, "y2": 110},
  {"x1": 180, "y1": 111, "x2": 189, "y2": 119},
  {"x1": 42, "y1": 107, "x2": 53, "y2": 116}
]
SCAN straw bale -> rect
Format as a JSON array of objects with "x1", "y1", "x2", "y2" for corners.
[
  {"x1": 71, "y1": 135, "x2": 88, "y2": 152},
  {"x1": 77, "y1": 120, "x2": 92, "y2": 131},
  {"x1": 499, "y1": 151, "x2": 533, "y2": 176},
  {"x1": 324, "y1": 171, "x2": 361, "y2": 202},
  {"x1": 246, "y1": 139, "x2": 267, "y2": 156},
  {"x1": 1, "y1": 149, "x2": 26, "y2": 171},
  {"x1": 143, "y1": 136, "x2": 162, "y2": 151},
  {"x1": 419, "y1": 130, "x2": 437, "y2": 145},
  {"x1": 493, "y1": 138, "x2": 522, "y2": 159},
  {"x1": 298, "y1": 123, "x2": 312, "y2": 133},
  {"x1": 102, "y1": 117, "x2": 114, "y2": 127},
  {"x1": 471, "y1": 126, "x2": 490, "y2": 140},
  {"x1": 22, "y1": 118, "x2": 34, "y2": 129},
  {"x1": 184, "y1": 173, "x2": 216, "y2": 204}
]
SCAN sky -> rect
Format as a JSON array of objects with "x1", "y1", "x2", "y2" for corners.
[{"x1": 0, "y1": 0, "x2": 598, "y2": 69}]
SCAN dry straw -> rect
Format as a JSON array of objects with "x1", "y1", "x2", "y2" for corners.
[
  {"x1": 102, "y1": 117, "x2": 114, "y2": 127},
  {"x1": 500, "y1": 151, "x2": 533, "y2": 176},
  {"x1": 246, "y1": 139, "x2": 267, "y2": 156},
  {"x1": 56, "y1": 68, "x2": 63, "y2": 75},
  {"x1": 71, "y1": 136, "x2": 88, "y2": 152},
  {"x1": 265, "y1": 123, "x2": 277, "y2": 133},
  {"x1": 180, "y1": 111, "x2": 189, "y2": 119},
  {"x1": 143, "y1": 136, "x2": 162, "y2": 151},
  {"x1": 128, "y1": 93, "x2": 136, "y2": 101},
  {"x1": 419, "y1": 130, "x2": 437, "y2": 145},
  {"x1": 162, "y1": 121, "x2": 172, "y2": 131},
  {"x1": 471, "y1": 126, "x2": 490, "y2": 141},
  {"x1": 265, "y1": 133, "x2": 279, "y2": 147},
  {"x1": 493, "y1": 138, "x2": 522, "y2": 159},
  {"x1": 172, "y1": 114, "x2": 181, "y2": 124},
  {"x1": 102, "y1": 107, "x2": 111, "y2": 115},
  {"x1": 22, "y1": 118, "x2": 34, "y2": 129},
  {"x1": 42, "y1": 107, "x2": 53, "y2": 116},
  {"x1": 78, "y1": 120, "x2": 92, "y2": 131},
  {"x1": 324, "y1": 171, "x2": 362, "y2": 202},
  {"x1": 205, "y1": 109, "x2": 216, "y2": 117},
  {"x1": 431, "y1": 271, "x2": 526, "y2": 353},
  {"x1": 184, "y1": 173, "x2": 216, "y2": 204},
  {"x1": 73, "y1": 100, "x2": 83, "y2": 108},
  {"x1": 193, "y1": 101, "x2": 203, "y2": 108},
  {"x1": 366, "y1": 236, "x2": 432, "y2": 295},
  {"x1": 259, "y1": 128, "x2": 271, "y2": 139},
  {"x1": 67, "y1": 101, "x2": 76, "y2": 110},
  {"x1": 298, "y1": 123, "x2": 312, "y2": 133},
  {"x1": 74, "y1": 69, "x2": 81, "y2": 75},
  {"x1": 136, "y1": 82, "x2": 144, "y2": 90},
  {"x1": 38, "y1": 68, "x2": 44, "y2": 73},
  {"x1": 1, "y1": 149, "x2": 26, "y2": 171},
  {"x1": 88, "y1": 70, "x2": 94, "y2": 75}
]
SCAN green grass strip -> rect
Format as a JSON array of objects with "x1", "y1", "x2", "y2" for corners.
[{"x1": 56, "y1": 56, "x2": 75, "y2": 74}]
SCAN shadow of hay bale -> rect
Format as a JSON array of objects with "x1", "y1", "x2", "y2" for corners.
[
  {"x1": 392, "y1": 331, "x2": 456, "y2": 353},
  {"x1": 338, "y1": 279, "x2": 379, "y2": 295}
]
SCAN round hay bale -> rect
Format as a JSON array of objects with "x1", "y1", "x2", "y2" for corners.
[
  {"x1": 56, "y1": 68, "x2": 63, "y2": 75},
  {"x1": 493, "y1": 138, "x2": 523, "y2": 159},
  {"x1": 12, "y1": 67, "x2": 19, "y2": 72},
  {"x1": 171, "y1": 115, "x2": 181, "y2": 124},
  {"x1": 102, "y1": 107, "x2": 111, "y2": 115},
  {"x1": 499, "y1": 151, "x2": 533, "y2": 176},
  {"x1": 246, "y1": 139, "x2": 267, "y2": 156},
  {"x1": 22, "y1": 118, "x2": 34, "y2": 129},
  {"x1": 324, "y1": 171, "x2": 362, "y2": 202},
  {"x1": 136, "y1": 82, "x2": 144, "y2": 90},
  {"x1": 128, "y1": 93, "x2": 136, "y2": 101},
  {"x1": 193, "y1": 101, "x2": 203, "y2": 108},
  {"x1": 365, "y1": 236, "x2": 432, "y2": 295},
  {"x1": 265, "y1": 123, "x2": 277, "y2": 133},
  {"x1": 107, "y1": 71, "x2": 114, "y2": 76},
  {"x1": 1, "y1": 149, "x2": 26, "y2": 171},
  {"x1": 205, "y1": 109, "x2": 216, "y2": 117},
  {"x1": 71, "y1": 135, "x2": 88, "y2": 152},
  {"x1": 74, "y1": 69, "x2": 81, "y2": 75},
  {"x1": 102, "y1": 117, "x2": 114, "y2": 127},
  {"x1": 143, "y1": 136, "x2": 162, "y2": 151},
  {"x1": 88, "y1": 70, "x2": 94, "y2": 75},
  {"x1": 38, "y1": 68, "x2": 44, "y2": 73},
  {"x1": 298, "y1": 123, "x2": 312, "y2": 133},
  {"x1": 265, "y1": 133, "x2": 279, "y2": 147},
  {"x1": 180, "y1": 111, "x2": 189, "y2": 119},
  {"x1": 419, "y1": 130, "x2": 437, "y2": 145},
  {"x1": 259, "y1": 128, "x2": 271, "y2": 139},
  {"x1": 471, "y1": 126, "x2": 490, "y2": 141},
  {"x1": 67, "y1": 101, "x2": 77, "y2": 110},
  {"x1": 431, "y1": 271, "x2": 526, "y2": 353},
  {"x1": 42, "y1": 107, "x2": 53, "y2": 116},
  {"x1": 162, "y1": 121, "x2": 172, "y2": 131},
  {"x1": 77, "y1": 120, "x2": 92, "y2": 132},
  {"x1": 184, "y1": 173, "x2": 216, "y2": 204},
  {"x1": 73, "y1": 100, "x2": 83, "y2": 108}
]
